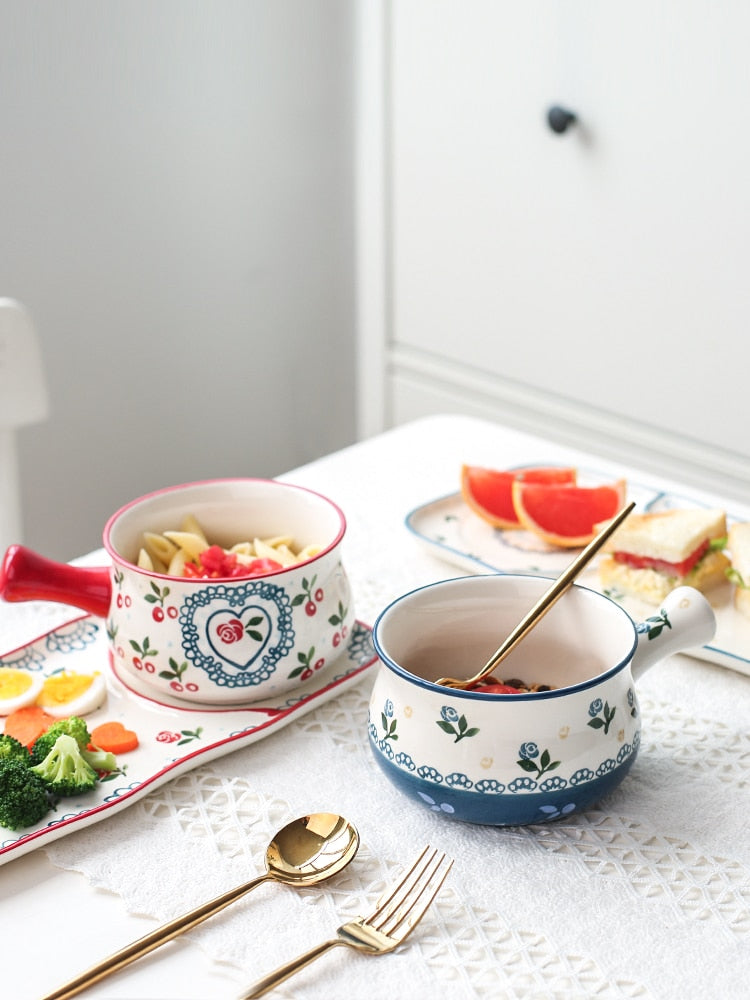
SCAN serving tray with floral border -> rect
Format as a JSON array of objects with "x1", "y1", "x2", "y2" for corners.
[
  {"x1": 0, "y1": 615, "x2": 377, "y2": 863},
  {"x1": 406, "y1": 471, "x2": 750, "y2": 678}
]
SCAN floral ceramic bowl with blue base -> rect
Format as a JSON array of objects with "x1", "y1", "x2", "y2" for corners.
[{"x1": 369, "y1": 575, "x2": 716, "y2": 826}]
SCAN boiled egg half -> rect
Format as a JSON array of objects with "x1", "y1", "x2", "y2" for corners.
[
  {"x1": 0, "y1": 667, "x2": 44, "y2": 715},
  {"x1": 35, "y1": 671, "x2": 107, "y2": 718}
]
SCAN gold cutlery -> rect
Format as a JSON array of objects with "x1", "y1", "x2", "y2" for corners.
[
  {"x1": 41, "y1": 813, "x2": 359, "y2": 1000},
  {"x1": 238, "y1": 845, "x2": 453, "y2": 998},
  {"x1": 437, "y1": 501, "x2": 635, "y2": 689}
]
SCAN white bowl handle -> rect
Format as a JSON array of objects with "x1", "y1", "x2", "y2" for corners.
[{"x1": 630, "y1": 586, "x2": 717, "y2": 682}]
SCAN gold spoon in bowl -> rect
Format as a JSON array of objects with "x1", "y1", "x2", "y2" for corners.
[
  {"x1": 42, "y1": 812, "x2": 360, "y2": 1000},
  {"x1": 437, "y1": 502, "x2": 636, "y2": 690}
]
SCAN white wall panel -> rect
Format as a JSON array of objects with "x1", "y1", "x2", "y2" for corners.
[
  {"x1": 372, "y1": 1, "x2": 750, "y2": 492},
  {"x1": 0, "y1": 1, "x2": 356, "y2": 559}
]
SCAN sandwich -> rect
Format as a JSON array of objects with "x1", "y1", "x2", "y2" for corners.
[
  {"x1": 598, "y1": 507, "x2": 729, "y2": 605},
  {"x1": 727, "y1": 521, "x2": 750, "y2": 619}
]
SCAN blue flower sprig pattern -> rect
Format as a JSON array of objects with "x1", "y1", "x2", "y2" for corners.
[
  {"x1": 588, "y1": 698, "x2": 616, "y2": 734},
  {"x1": 381, "y1": 699, "x2": 398, "y2": 742},
  {"x1": 516, "y1": 742, "x2": 560, "y2": 779},
  {"x1": 436, "y1": 705, "x2": 479, "y2": 743},
  {"x1": 627, "y1": 688, "x2": 638, "y2": 718},
  {"x1": 637, "y1": 608, "x2": 672, "y2": 640}
]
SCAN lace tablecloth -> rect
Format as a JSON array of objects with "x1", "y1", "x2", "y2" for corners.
[{"x1": 4, "y1": 415, "x2": 750, "y2": 999}]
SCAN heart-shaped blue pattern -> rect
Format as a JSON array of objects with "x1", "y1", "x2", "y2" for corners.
[
  {"x1": 206, "y1": 606, "x2": 272, "y2": 670},
  {"x1": 179, "y1": 581, "x2": 294, "y2": 689}
]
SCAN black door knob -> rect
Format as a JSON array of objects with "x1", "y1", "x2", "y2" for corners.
[{"x1": 546, "y1": 106, "x2": 577, "y2": 134}]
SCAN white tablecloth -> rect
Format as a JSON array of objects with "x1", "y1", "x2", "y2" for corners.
[{"x1": 2, "y1": 415, "x2": 749, "y2": 1000}]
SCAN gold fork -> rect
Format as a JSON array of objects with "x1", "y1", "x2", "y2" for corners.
[{"x1": 238, "y1": 846, "x2": 453, "y2": 998}]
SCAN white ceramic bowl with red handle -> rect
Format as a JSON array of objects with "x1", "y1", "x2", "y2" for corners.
[{"x1": 0, "y1": 479, "x2": 355, "y2": 705}]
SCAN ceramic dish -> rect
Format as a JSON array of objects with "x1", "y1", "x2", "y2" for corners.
[
  {"x1": 0, "y1": 615, "x2": 377, "y2": 863},
  {"x1": 369, "y1": 576, "x2": 715, "y2": 826},
  {"x1": 406, "y1": 475, "x2": 750, "y2": 678},
  {"x1": 1, "y1": 478, "x2": 356, "y2": 706}
]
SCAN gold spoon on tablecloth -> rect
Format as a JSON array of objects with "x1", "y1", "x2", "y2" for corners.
[{"x1": 41, "y1": 812, "x2": 360, "y2": 1000}]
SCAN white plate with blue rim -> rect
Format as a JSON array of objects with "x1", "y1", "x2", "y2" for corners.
[{"x1": 406, "y1": 470, "x2": 750, "y2": 678}]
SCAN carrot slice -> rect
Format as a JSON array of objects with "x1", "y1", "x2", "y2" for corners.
[
  {"x1": 89, "y1": 722, "x2": 139, "y2": 754},
  {"x1": 3, "y1": 705, "x2": 58, "y2": 749}
]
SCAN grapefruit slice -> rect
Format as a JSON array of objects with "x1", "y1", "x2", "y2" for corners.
[
  {"x1": 460, "y1": 465, "x2": 577, "y2": 529},
  {"x1": 511, "y1": 479, "x2": 627, "y2": 548}
]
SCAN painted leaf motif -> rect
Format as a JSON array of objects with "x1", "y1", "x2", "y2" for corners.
[
  {"x1": 517, "y1": 758, "x2": 538, "y2": 772},
  {"x1": 329, "y1": 603, "x2": 346, "y2": 626}
]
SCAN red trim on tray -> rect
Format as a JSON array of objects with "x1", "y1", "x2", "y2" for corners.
[{"x1": 0, "y1": 615, "x2": 377, "y2": 860}]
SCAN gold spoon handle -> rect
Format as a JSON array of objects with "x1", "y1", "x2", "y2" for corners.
[
  {"x1": 439, "y1": 501, "x2": 636, "y2": 689},
  {"x1": 40, "y1": 873, "x2": 269, "y2": 1000}
]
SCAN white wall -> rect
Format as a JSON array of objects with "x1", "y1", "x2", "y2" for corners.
[{"x1": 1, "y1": 1, "x2": 356, "y2": 560}]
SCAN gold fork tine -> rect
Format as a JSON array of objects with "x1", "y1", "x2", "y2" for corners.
[
  {"x1": 368, "y1": 845, "x2": 432, "y2": 927},
  {"x1": 238, "y1": 847, "x2": 452, "y2": 999},
  {"x1": 371, "y1": 847, "x2": 453, "y2": 940}
]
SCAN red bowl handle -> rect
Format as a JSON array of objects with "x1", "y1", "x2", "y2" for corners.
[{"x1": 0, "y1": 544, "x2": 112, "y2": 619}]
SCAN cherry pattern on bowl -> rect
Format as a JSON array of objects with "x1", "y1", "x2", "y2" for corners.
[{"x1": 107, "y1": 558, "x2": 354, "y2": 700}]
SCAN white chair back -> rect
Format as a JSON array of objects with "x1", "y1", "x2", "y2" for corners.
[{"x1": 0, "y1": 299, "x2": 49, "y2": 550}]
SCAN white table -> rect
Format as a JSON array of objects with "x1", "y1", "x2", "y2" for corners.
[{"x1": 2, "y1": 415, "x2": 749, "y2": 1000}]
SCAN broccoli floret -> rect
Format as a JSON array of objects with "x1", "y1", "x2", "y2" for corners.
[
  {"x1": 31, "y1": 717, "x2": 117, "y2": 773},
  {"x1": 0, "y1": 758, "x2": 55, "y2": 830},
  {"x1": 31, "y1": 733, "x2": 97, "y2": 796},
  {"x1": 0, "y1": 734, "x2": 31, "y2": 766},
  {"x1": 82, "y1": 746, "x2": 117, "y2": 772},
  {"x1": 31, "y1": 716, "x2": 91, "y2": 764}
]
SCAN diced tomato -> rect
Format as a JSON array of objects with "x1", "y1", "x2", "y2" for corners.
[
  {"x1": 240, "y1": 557, "x2": 283, "y2": 577},
  {"x1": 613, "y1": 539, "x2": 709, "y2": 577},
  {"x1": 183, "y1": 551, "x2": 283, "y2": 580},
  {"x1": 476, "y1": 682, "x2": 521, "y2": 694},
  {"x1": 199, "y1": 545, "x2": 232, "y2": 574}
]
